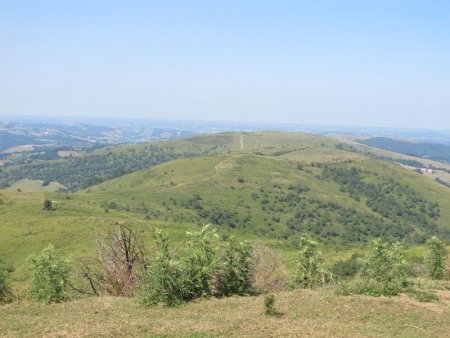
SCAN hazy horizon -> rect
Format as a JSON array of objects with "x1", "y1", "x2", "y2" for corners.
[{"x1": 1, "y1": 1, "x2": 449, "y2": 129}]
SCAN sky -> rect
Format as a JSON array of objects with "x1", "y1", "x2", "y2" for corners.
[{"x1": 1, "y1": 1, "x2": 449, "y2": 129}]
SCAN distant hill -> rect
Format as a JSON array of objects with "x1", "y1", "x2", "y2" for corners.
[
  {"x1": 359, "y1": 137, "x2": 450, "y2": 164},
  {"x1": 84, "y1": 152, "x2": 450, "y2": 246},
  {"x1": 0, "y1": 131, "x2": 47, "y2": 152},
  {"x1": 0, "y1": 132, "x2": 362, "y2": 190}
]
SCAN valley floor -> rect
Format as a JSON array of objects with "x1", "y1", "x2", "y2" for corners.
[{"x1": 1, "y1": 290, "x2": 450, "y2": 337}]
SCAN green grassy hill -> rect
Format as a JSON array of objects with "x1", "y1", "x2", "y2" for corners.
[
  {"x1": 85, "y1": 152, "x2": 450, "y2": 244},
  {"x1": 1, "y1": 132, "x2": 450, "y2": 285}
]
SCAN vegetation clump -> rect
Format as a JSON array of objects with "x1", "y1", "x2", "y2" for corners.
[
  {"x1": 43, "y1": 199, "x2": 53, "y2": 211},
  {"x1": 27, "y1": 245, "x2": 71, "y2": 303},
  {"x1": 292, "y1": 235, "x2": 331, "y2": 288},
  {"x1": 135, "y1": 230, "x2": 186, "y2": 307},
  {"x1": 341, "y1": 239, "x2": 408, "y2": 296},
  {"x1": 264, "y1": 293, "x2": 282, "y2": 316},
  {"x1": 425, "y1": 236, "x2": 448, "y2": 280},
  {"x1": 215, "y1": 237, "x2": 254, "y2": 297},
  {"x1": 136, "y1": 226, "x2": 255, "y2": 307},
  {"x1": 0, "y1": 258, "x2": 13, "y2": 303}
]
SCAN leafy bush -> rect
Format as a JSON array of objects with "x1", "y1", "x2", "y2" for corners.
[
  {"x1": 215, "y1": 237, "x2": 254, "y2": 297},
  {"x1": 136, "y1": 228, "x2": 257, "y2": 307},
  {"x1": 135, "y1": 230, "x2": 185, "y2": 307},
  {"x1": 292, "y1": 235, "x2": 330, "y2": 288},
  {"x1": 27, "y1": 245, "x2": 71, "y2": 303},
  {"x1": 178, "y1": 225, "x2": 218, "y2": 299},
  {"x1": 341, "y1": 239, "x2": 408, "y2": 296},
  {"x1": 426, "y1": 236, "x2": 448, "y2": 280}
]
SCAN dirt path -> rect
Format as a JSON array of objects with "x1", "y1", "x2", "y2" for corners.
[
  {"x1": 240, "y1": 134, "x2": 244, "y2": 150},
  {"x1": 215, "y1": 157, "x2": 233, "y2": 174}
]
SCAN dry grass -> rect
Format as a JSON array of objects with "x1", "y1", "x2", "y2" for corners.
[{"x1": 1, "y1": 290, "x2": 449, "y2": 337}]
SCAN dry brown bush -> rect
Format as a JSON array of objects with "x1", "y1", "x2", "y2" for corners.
[
  {"x1": 79, "y1": 225, "x2": 146, "y2": 297},
  {"x1": 250, "y1": 243, "x2": 286, "y2": 293}
]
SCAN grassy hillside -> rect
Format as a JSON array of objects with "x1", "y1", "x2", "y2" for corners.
[
  {"x1": 1, "y1": 289, "x2": 450, "y2": 337},
  {"x1": 84, "y1": 153, "x2": 450, "y2": 244},
  {"x1": 1, "y1": 132, "x2": 450, "y2": 285}
]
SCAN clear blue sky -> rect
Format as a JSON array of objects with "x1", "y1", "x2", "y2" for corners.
[{"x1": 1, "y1": 1, "x2": 449, "y2": 129}]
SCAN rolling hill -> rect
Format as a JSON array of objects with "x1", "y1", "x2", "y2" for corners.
[
  {"x1": 1, "y1": 132, "x2": 450, "y2": 285},
  {"x1": 0, "y1": 132, "x2": 450, "y2": 284}
]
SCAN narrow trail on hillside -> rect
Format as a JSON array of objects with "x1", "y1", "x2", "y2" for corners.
[
  {"x1": 215, "y1": 157, "x2": 233, "y2": 175},
  {"x1": 240, "y1": 134, "x2": 244, "y2": 150}
]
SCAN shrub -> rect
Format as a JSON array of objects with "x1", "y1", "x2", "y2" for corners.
[
  {"x1": 426, "y1": 236, "x2": 448, "y2": 280},
  {"x1": 0, "y1": 258, "x2": 13, "y2": 303},
  {"x1": 179, "y1": 225, "x2": 218, "y2": 299},
  {"x1": 251, "y1": 243, "x2": 286, "y2": 292},
  {"x1": 292, "y1": 235, "x2": 330, "y2": 288},
  {"x1": 136, "y1": 229, "x2": 257, "y2": 307},
  {"x1": 43, "y1": 199, "x2": 52, "y2": 211},
  {"x1": 341, "y1": 239, "x2": 408, "y2": 296},
  {"x1": 215, "y1": 237, "x2": 254, "y2": 297},
  {"x1": 136, "y1": 230, "x2": 186, "y2": 307},
  {"x1": 264, "y1": 293, "x2": 281, "y2": 316},
  {"x1": 27, "y1": 245, "x2": 71, "y2": 303}
]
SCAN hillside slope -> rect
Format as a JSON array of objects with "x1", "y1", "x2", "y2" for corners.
[
  {"x1": 84, "y1": 146, "x2": 450, "y2": 245},
  {"x1": 2, "y1": 132, "x2": 450, "y2": 284}
]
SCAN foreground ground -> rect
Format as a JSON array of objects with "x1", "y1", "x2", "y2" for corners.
[{"x1": 1, "y1": 290, "x2": 450, "y2": 337}]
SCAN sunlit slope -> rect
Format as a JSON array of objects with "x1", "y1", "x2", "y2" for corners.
[{"x1": 83, "y1": 152, "x2": 450, "y2": 244}]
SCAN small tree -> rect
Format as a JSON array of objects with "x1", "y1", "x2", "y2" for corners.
[
  {"x1": 43, "y1": 199, "x2": 52, "y2": 211},
  {"x1": 293, "y1": 235, "x2": 330, "y2": 288},
  {"x1": 27, "y1": 245, "x2": 71, "y2": 303},
  {"x1": 426, "y1": 236, "x2": 448, "y2": 280}
]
